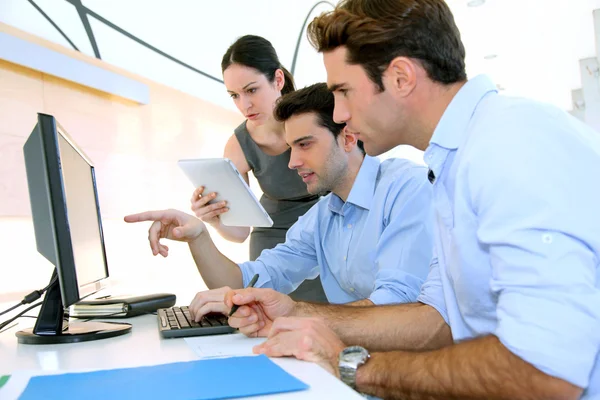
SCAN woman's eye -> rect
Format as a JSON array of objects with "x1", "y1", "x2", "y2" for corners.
[
  {"x1": 230, "y1": 94, "x2": 238, "y2": 99},
  {"x1": 247, "y1": 88, "x2": 257, "y2": 94}
]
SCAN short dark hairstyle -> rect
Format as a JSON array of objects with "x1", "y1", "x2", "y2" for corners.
[
  {"x1": 274, "y1": 83, "x2": 364, "y2": 153},
  {"x1": 222, "y1": 35, "x2": 295, "y2": 95},
  {"x1": 307, "y1": 0, "x2": 467, "y2": 91}
]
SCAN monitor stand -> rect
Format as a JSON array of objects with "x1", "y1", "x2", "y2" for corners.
[{"x1": 15, "y1": 269, "x2": 131, "y2": 345}]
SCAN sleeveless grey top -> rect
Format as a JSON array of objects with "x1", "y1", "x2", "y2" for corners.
[{"x1": 234, "y1": 122, "x2": 319, "y2": 230}]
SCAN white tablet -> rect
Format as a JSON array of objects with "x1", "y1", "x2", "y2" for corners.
[{"x1": 177, "y1": 158, "x2": 274, "y2": 228}]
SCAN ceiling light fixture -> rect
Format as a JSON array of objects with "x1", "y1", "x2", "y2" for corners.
[
  {"x1": 467, "y1": 0, "x2": 486, "y2": 7},
  {"x1": 484, "y1": 54, "x2": 498, "y2": 60}
]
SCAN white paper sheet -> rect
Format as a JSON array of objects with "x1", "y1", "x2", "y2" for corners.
[{"x1": 184, "y1": 333, "x2": 265, "y2": 359}]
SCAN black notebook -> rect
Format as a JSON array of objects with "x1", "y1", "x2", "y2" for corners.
[{"x1": 71, "y1": 293, "x2": 176, "y2": 318}]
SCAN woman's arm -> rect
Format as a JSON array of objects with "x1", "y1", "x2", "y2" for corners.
[{"x1": 190, "y1": 134, "x2": 252, "y2": 242}]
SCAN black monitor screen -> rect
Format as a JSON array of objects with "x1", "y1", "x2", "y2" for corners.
[
  {"x1": 23, "y1": 113, "x2": 109, "y2": 308},
  {"x1": 17, "y1": 114, "x2": 130, "y2": 344}
]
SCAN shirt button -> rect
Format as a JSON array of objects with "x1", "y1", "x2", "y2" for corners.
[
  {"x1": 542, "y1": 234, "x2": 553, "y2": 244},
  {"x1": 347, "y1": 224, "x2": 352, "y2": 229},
  {"x1": 343, "y1": 256, "x2": 347, "y2": 261},
  {"x1": 349, "y1": 287, "x2": 355, "y2": 292}
]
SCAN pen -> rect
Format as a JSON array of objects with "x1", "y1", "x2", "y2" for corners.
[{"x1": 228, "y1": 273, "x2": 259, "y2": 317}]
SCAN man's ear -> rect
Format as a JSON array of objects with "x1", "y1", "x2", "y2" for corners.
[
  {"x1": 384, "y1": 56, "x2": 417, "y2": 98},
  {"x1": 340, "y1": 127, "x2": 359, "y2": 152}
]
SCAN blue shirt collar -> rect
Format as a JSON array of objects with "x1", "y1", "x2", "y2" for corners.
[
  {"x1": 428, "y1": 75, "x2": 498, "y2": 150},
  {"x1": 328, "y1": 155, "x2": 380, "y2": 214}
]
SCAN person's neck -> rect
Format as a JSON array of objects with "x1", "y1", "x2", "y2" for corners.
[
  {"x1": 331, "y1": 152, "x2": 366, "y2": 202},
  {"x1": 248, "y1": 115, "x2": 285, "y2": 139},
  {"x1": 411, "y1": 80, "x2": 466, "y2": 151}
]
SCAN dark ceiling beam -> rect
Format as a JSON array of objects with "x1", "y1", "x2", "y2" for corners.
[
  {"x1": 291, "y1": 1, "x2": 335, "y2": 75},
  {"x1": 26, "y1": 0, "x2": 79, "y2": 51},
  {"x1": 66, "y1": 0, "x2": 101, "y2": 59},
  {"x1": 73, "y1": 2, "x2": 223, "y2": 84}
]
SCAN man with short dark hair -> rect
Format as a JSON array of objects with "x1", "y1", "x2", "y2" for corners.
[
  {"x1": 224, "y1": 1, "x2": 600, "y2": 399},
  {"x1": 125, "y1": 82, "x2": 433, "y2": 314}
]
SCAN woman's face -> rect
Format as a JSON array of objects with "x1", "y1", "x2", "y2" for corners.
[{"x1": 224, "y1": 64, "x2": 284, "y2": 127}]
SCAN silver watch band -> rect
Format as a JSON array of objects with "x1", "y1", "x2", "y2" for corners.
[
  {"x1": 339, "y1": 345, "x2": 370, "y2": 390},
  {"x1": 339, "y1": 365, "x2": 357, "y2": 389}
]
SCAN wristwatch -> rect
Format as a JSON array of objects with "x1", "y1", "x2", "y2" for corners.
[{"x1": 339, "y1": 345, "x2": 370, "y2": 389}]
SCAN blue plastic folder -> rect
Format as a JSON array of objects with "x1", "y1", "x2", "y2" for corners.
[{"x1": 19, "y1": 355, "x2": 309, "y2": 400}]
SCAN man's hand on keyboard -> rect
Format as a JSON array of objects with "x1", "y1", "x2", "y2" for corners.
[
  {"x1": 225, "y1": 288, "x2": 296, "y2": 338},
  {"x1": 189, "y1": 286, "x2": 232, "y2": 322},
  {"x1": 124, "y1": 209, "x2": 206, "y2": 257}
]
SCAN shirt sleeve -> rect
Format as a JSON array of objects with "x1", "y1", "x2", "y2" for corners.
[
  {"x1": 369, "y1": 167, "x2": 435, "y2": 305},
  {"x1": 238, "y1": 204, "x2": 320, "y2": 294},
  {"x1": 469, "y1": 104, "x2": 600, "y2": 388},
  {"x1": 416, "y1": 249, "x2": 449, "y2": 324}
]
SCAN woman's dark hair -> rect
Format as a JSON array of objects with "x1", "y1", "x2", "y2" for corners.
[
  {"x1": 274, "y1": 83, "x2": 365, "y2": 153},
  {"x1": 222, "y1": 35, "x2": 295, "y2": 95}
]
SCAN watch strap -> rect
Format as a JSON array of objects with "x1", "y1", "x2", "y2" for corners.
[{"x1": 339, "y1": 364, "x2": 357, "y2": 389}]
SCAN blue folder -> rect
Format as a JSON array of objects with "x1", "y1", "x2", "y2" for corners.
[{"x1": 19, "y1": 355, "x2": 309, "y2": 400}]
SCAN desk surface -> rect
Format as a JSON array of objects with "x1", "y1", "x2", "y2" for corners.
[{"x1": 0, "y1": 313, "x2": 362, "y2": 399}]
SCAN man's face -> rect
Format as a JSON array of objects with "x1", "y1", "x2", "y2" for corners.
[
  {"x1": 324, "y1": 47, "x2": 404, "y2": 156},
  {"x1": 285, "y1": 113, "x2": 347, "y2": 194}
]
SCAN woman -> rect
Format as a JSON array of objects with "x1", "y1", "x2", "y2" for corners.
[{"x1": 190, "y1": 35, "x2": 327, "y2": 303}]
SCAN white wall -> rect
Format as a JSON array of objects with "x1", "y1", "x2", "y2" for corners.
[{"x1": 0, "y1": 35, "x2": 246, "y2": 302}]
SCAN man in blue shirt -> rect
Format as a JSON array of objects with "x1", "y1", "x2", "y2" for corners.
[
  {"x1": 125, "y1": 83, "x2": 433, "y2": 313},
  {"x1": 222, "y1": 0, "x2": 600, "y2": 399}
]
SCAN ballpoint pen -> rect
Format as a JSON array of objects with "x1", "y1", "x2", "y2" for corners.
[{"x1": 228, "y1": 273, "x2": 259, "y2": 317}]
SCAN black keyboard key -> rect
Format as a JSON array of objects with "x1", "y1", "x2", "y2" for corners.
[
  {"x1": 158, "y1": 307, "x2": 236, "y2": 338},
  {"x1": 174, "y1": 311, "x2": 190, "y2": 328},
  {"x1": 206, "y1": 314, "x2": 227, "y2": 326},
  {"x1": 182, "y1": 309, "x2": 193, "y2": 322}
]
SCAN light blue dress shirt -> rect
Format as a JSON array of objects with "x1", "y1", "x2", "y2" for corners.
[
  {"x1": 417, "y1": 75, "x2": 600, "y2": 397},
  {"x1": 239, "y1": 155, "x2": 433, "y2": 305}
]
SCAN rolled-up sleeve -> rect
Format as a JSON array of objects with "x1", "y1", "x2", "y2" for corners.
[
  {"x1": 369, "y1": 167, "x2": 435, "y2": 305},
  {"x1": 470, "y1": 106, "x2": 600, "y2": 388},
  {"x1": 238, "y1": 205, "x2": 320, "y2": 294},
  {"x1": 416, "y1": 251, "x2": 449, "y2": 324}
]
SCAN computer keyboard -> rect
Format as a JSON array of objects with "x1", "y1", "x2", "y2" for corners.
[{"x1": 157, "y1": 306, "x2": 235, "y2": 338}]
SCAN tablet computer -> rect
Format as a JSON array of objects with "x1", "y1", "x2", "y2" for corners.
[{"x1": 177, "y1": 158, "x2": 274, "y2": 228}]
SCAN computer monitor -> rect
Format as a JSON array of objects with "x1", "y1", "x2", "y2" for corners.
[{"x1": 15, "y1": 113, "x2": 131, "y2": 344}]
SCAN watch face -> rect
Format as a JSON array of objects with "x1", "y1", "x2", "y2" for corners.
[
  {"x1": 341, "y1": 346, "x2": 369, "y2": 367},
  {"x1": 345, "y1": 351, "x2": 367, "y2": 364}
]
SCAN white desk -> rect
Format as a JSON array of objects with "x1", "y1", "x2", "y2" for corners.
[{"x1": 0, "y1": 313, "x2": 362, "y2": 399}]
